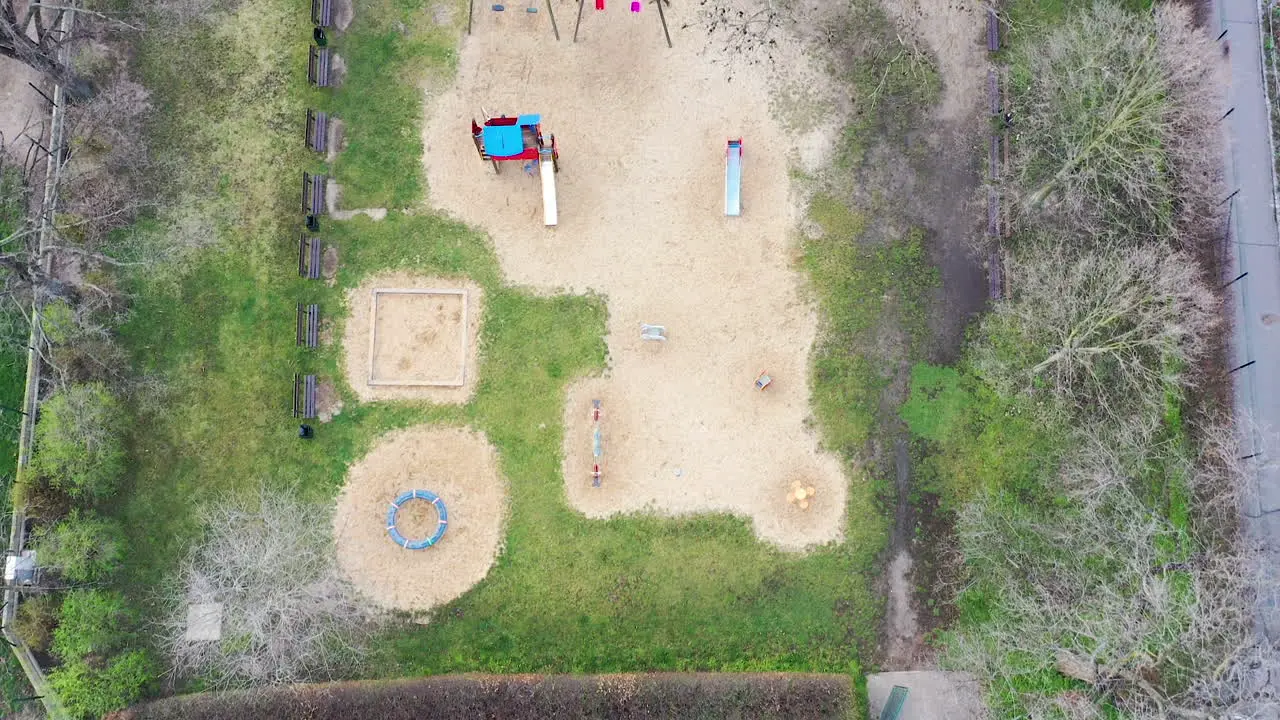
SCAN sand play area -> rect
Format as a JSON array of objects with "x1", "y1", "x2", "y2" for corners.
[
  {"x1": 422, "y1": 0, "x2": 849, "y2": 548},
  {"x1": 342, "y1": 272, "x2": 483, "y2": 403},
  {"x1": 332, "y1": 425, "x2": 508, "y2": 611}
]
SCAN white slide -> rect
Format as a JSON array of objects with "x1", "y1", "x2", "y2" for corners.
[{"x1": 540, "y1": 148, "x2": 558, "y2": 226}]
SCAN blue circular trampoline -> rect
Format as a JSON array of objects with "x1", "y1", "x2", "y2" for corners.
[{"x1": 386, "y1": 490, "x2": 448, "y2": 550}]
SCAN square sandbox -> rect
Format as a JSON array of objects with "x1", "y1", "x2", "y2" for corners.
[{"x1": 367, "y1": 289, "x2": 470, "y2": 387}]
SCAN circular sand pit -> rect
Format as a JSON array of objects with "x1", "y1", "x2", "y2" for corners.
[
  {"x1": 342, "y1": 273, "x2": 483, "y2": 403},
  {"x1": 332, "y1": 425, "x2": 507, "y2": 612}
]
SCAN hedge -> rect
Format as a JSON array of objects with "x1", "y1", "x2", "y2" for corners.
[{"x1": 109, "y1": 672, "x2": 854, "y2": 720}]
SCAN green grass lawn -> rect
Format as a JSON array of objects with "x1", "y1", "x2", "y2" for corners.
[{"x1": 100, "y1": 0, "x2": 925, "y2": 686}]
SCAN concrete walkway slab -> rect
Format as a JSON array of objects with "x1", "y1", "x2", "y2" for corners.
[{"x1": 866, "y1": 671, "x2": 986, "y2": 720}]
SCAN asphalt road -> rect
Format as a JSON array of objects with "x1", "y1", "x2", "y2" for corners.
[{"x1": 1217, "y1": 0, "x2": 1280, "y2": 639}]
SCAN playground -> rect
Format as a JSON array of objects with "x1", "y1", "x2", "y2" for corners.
[
  {"x1": 331, "y1": 425, "x2": 508, "y2": 612},
  {"x1": 421, "y1": 0, "x2": 848, "y2": 548},
  {"x1": 341, "y1": 272, "x2": 483, "y2": 403}
]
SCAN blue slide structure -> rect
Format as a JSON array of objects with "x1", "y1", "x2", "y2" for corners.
[
  {"x1": 725, "y1": 138, "x2": 743, "y2": 217},
  {"x1": 386, "y1": 490, "x2": 449, "y2": 550}
]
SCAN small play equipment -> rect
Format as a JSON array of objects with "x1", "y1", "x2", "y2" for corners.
[
  {"x1": 640, "y1": 323, "x2": 667, "y2": 342},
  {"x1": 471, "y1": 114, "x2": 560, "y2": 227},
  {"x1": 786, "y1": 481, "x2": 817, "y2": 511},
  {"x1": 754, "y1": 370, "x2": 771, "y2": 391},
  {"x1": 386, "y1": 490, "x2": 449, "y2": 549},
  {"x1": 470, "y1": 0, "x2": 559, "y2": 39},
  {"x1": 590, "y1": 398, "x2": 604, "y2": 487},
  {"x1": 725, "y1": 138, "x2": 743, "y2": 217},
  {"x1": 574, "y1": 0, "x2": 671, "y2": 47}
]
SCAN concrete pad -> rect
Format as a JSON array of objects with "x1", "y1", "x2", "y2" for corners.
[{"x1": 866, "y1": 671, "x2": 986, "y2": 720}]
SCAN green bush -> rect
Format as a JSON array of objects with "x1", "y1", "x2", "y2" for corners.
[
  {"x1": 51, "y1": 589, "x2": 134, "y2": 663},
  {"x1": 13, "y1": 594, "x2": 60, "y2": 655},
  {"x1": 32, "y1": 382, "x2": 126, "y2": 500},
  {"x1": 34, "y1": 509, "x2": 125, "y2": 583},
  {"x1": 49, "y1": 649, "x2": 158, "y2": 720}
]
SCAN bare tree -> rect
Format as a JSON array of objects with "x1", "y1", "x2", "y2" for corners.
[
  {"x1": 971, "y1": 242, "x2": 1218, "y2": 421},
  {"x1": 1011, "y1": 1, "x2": 1224, "y2": 244},
  {"x1": 945, "y1": 417, "x2": 1280, "y2": 719},
  {"x1": 159, "y1": 491, "x2": 373, "y2": 689},
  {"x1": 0, "y1": 0, "x2": 80, "y2": 86}
]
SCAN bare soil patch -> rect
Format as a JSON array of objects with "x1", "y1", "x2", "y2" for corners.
[
  {"x1": 331, "y1": 425, "x2": 507, "y2": 612},
  {"x1": 423, "y1": 0, "x2": 849, "y2": 550},
  {"x1": 341, "y1": 273, "x2": 482, "y2": 403},
  {"x1": 0, "y1": 57, "x2": 46, "y2": 157}
]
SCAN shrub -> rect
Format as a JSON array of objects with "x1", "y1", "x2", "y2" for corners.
[
  {"x1": 13, "y1": 594, "x2": 60, "y2": 655},
  {"x1": 34, "y1": 509, "x2": 125, "y2": 583},
  {"x1": 50, "y1": 650, "x2": 159, "y2": 720},
  {"x1": 108, "y1": 672, "x2": 853, "y2": 720},
  {"x1": 52, "y1": 589, "x2": 134, "y2": 663},
  {"x1": 32, "y1": 382, "x2": 126, "y2": 500}
]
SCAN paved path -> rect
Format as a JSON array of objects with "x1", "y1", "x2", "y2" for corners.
[
  {"x1": 1216, "y1": 0, "x2": 1280, "y2": 639},
  {"x1": 865, "y1": 672, "x2": 985, "y2": 720}
]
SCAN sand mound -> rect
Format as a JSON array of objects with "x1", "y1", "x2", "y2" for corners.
[
  {"x1": 332, "y1": 425, "x2": 507, "y2": 612},
  {"x1": 341, "y1": 272, "x2": 483, "y2": 403}
]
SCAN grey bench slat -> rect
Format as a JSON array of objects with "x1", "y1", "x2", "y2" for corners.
[
  {"x1": 307, "y1": 305, "x2": 319, "y2": 348},
  {"x1": 988, "y1": 249, "x2": 1004, "y2": 301},
  {"x1": 988, "y1": 69, "x2": 999, "y2": 115},
  {"x1": 987, "y1": 8, "x2": 999, "y2": 52},
  {"x1": 296, "y1": 303, "x2": 306, "y2": 346},
  {"x1": 304, "y1": 375, "x2": 317, "y2": 418},
  {"x1": 990, "y1": 135, "x2": 1000, "y2": 181},
  {"x1": 987, "y1": 188, "x2": 999, "y2": 237},
  {"x1": 309, "y1": 237, "x2": 322, "y2": 279}
]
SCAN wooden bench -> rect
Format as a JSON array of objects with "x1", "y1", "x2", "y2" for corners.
[
  {"x1": 880, "y1": 685, "x2": 909, "y2": 720},
  {"x1": 306, "y1": 109, "x2": 329, "y2": 153},
  {"x1": 312, "y1": 0, "x2": 333, "y2": 27},
  {"x1": 293, "y1": 373, "x2": 318, "y2": 419},
  {"x1": 303, "y1": 172, "x2": 327, "y2": 216},
  {"x1": 990, "y1": 135, "x2": 1001, "y2": 181},
  {"x1": 987, "y1": 7, "x2": 1000, "y2": 52},
  {"x1": 296, "y1": 303, "x2": 320, "y2": 348},
  {"x1": 298, "y1": 235, "x2": 323, "y2": 279},
  {"x1": 987, "y1": 187, "x2": 999, "y2": 237},
  {"x1": 308, "y1": 45, "x2": 332, "y2": 87},
  {"x1": 988, "y1": 249, "x2": 1004, "y2": 300},
  {"x1": 988, "y1": 69, "x2": 999, "y2": 115}
]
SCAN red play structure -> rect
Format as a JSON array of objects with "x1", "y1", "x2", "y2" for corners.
[{"x1": 470, "y1": 114, "x2": 559, "y2": 173}]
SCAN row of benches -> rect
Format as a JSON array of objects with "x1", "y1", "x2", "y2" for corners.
[
  {"x1": 987, "y1": 6, "x2": 1005, "y2": 302},
  {"x1": 295, "y1": 1, "x2": 337, "y2": 424}
]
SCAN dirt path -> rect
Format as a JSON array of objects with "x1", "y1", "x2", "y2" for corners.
[
  {"x1": 422, "y1": 0, "x2": 852, "y2": 549},
  {"x1": 874, "y1": 0, "x2": 988, "y2": 667}
]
